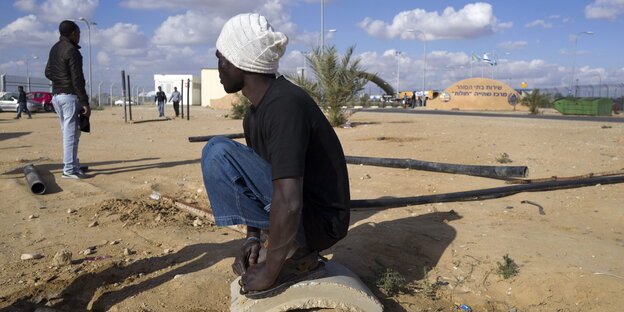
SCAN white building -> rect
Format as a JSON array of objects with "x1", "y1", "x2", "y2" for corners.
[{"x1": 153, "y1": 74, "x2": 201, "y2": 105}]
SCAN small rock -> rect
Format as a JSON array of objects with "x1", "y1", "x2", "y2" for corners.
[
  {"x1": 360, "y1": 174, "x2": 371, "y2": 180},
  {"x1": 192, "y1": 219, "x2": 203, "y2": 227},
  {"x1": 197, "y1": 188, "x2": 203, "y2": 193},
  {"x1": 88, "y1": 221, "x2": 98, "y2": 228},
  {"x1": 28, "y1": 215, "x2": 39, "y2": 219},
  {"x1": 163, "y1": 249, "x2": 172, "y2": 254},
  {"x1": 154, "y1": 214, "x2": 162, "y2": 222},
  {"x1": 21, "y1": 253, "x2": 43, "y2": 260},
  {"x1": 39, "y1": 206, "x2": 47, "y2": 210},
  {"x1": 67, "y1": 209, "x2": 76, "y2": 214},
  {"x1": 82, "y1": 249, "x2": 94, "y2": 255},
  {"x1": 123, "y1": 248, "x2": 133, "y2": 256},
  {"x1": 52, "y1": 250, "x2": 72, "y2": 266},
  {"x1": 174, "y1": 274, "x2": 184, "y2": 279},
  {"x1": 110, "y1": 240, "x2": 120, "y2": 245}
]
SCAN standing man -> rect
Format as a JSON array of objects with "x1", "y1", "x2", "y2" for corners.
[
  {"x1": 45, "y1": 20, "x2": 90, "y2": 179},
  {"x1": 169, "y1": 86, "x2": 181, "y2": 118},
  {"x1": 201, "y1": 13, "x2": 350, "y2": 299},
  {"x1": 155, "y1": 86, "x2": 166, "y2": 117},
  {"x1": 14, "y1": 86, "x2": 32, "y2": 119}
]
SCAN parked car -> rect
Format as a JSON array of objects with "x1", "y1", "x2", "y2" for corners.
[
  {"x1": 27, "y1": 91, "x2": 54, "y2": 112},
  {"x1": 0, "y1": 92, "x2": 43, "y2": 113},
  {"x1": 114, "y1": 99, "x2": 137, "y2": 106}
]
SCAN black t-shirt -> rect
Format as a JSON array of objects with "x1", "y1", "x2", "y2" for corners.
[{"x1": 243, "y1": 76, "x2": 350, "y2": 251}]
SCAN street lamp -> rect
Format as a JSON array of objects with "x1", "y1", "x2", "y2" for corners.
[
  {"x1": 592, "y1": 72, "x2": 603, "y2": 97},
  {"x1": 395, "y1": 51, "x2": 402, "y2": 98},
  {"x1": 25, "y1": 56, "x2": 38, "y2": 92},
  {"x1": 570, "y1": 31, "x2": 594, "y2": 96},
  {"x1": 109, "y1": 82, "x2": 115, "y2": 106},
  {"x1": 78, "y1": 17, "x2": 97, "y2": 104},
  {"x1": 407, "y1": 29, "x2": 427, "y2": 95}
]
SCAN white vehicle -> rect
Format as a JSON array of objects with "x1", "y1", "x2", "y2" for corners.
[
  {"x1": 0, "y1": 92, "x2": 42, "y2": 112},
  {"x1": 114, "y1": 99, "x2": 137, "y2": 106}
]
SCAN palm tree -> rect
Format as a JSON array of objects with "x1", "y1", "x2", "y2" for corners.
[
  {"x1": 287, "y1": 45, "x2": 372, "y2": 126},
  {"x1": 521, "y1": 89, "x2": 551, "y2": 115}
]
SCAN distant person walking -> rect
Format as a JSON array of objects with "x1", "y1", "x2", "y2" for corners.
[
  {"x1": 14, "y1": 86, "x2": 32, "y2": 119},
  {"x1": 45, "y1": 20, "x2": 91, "y2": 179},
  {"x1": 169, "y1": 87, "x2": 181, "y2": 118},
  {"x1": 155, "y1": 86, "x2": 166, "y2": 117}
]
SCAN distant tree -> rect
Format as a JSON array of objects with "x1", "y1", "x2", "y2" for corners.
[
  {"x1": 521, "y1": 89, "x2": 550, "y2": 115},
  {"x1": 287, "y1": 45, "x2": 372, "y2": 126}
]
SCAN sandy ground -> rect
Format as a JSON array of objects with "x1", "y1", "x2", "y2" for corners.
[{"x1": 0, "y1": 105, "x2": 623, "y2": 312}]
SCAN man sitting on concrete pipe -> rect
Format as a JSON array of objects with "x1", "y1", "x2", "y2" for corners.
[{"x1": 200, "y1": 13, "x2": 350, "y2": 299}]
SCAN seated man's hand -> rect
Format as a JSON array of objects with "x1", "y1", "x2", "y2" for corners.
[
  {"x1": 241, "y1": 261, "x2": 278, "y2": 292},
  {"x1": 232, "y1": 238, "x2": 261, "y2": 276}
]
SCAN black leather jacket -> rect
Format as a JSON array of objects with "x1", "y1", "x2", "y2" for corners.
[{"x1": 45, "y1": 36, "x2": 89, "y2": 106}]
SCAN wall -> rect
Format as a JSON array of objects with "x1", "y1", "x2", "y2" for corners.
[
  {"x1": 428, "y1": 78, "x2": 526, "y2": 111},
  {"x1": 201, "y1": 68, "x2": 231, "y2": 108}
]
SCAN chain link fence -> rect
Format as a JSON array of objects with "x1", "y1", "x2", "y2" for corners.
[{"x1": 538, "y1": 84, "x2": 624, "y2": 111}]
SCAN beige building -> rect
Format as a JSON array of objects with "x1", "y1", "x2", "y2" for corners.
[{"x1": 201, "y1": 68, "x2": 238, "y2": 109}]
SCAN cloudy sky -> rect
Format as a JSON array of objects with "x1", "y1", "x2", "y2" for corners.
[{"x1": 1, "y1": 0, "x2": 623, "y2": 96}]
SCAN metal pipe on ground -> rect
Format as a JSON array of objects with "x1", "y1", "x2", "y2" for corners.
[
  {"x1": 346, "y1": 155, "x2": 528, "y2": 179},
  {"x1": 350, "y1": 175, "x2": 624, "y2": 209},
  {"x1": 187, "y1": 135, "x2": 525, "y2": 179},
  {"x1": 23, "y1": 165, "x2": 45, "y2": 195}
]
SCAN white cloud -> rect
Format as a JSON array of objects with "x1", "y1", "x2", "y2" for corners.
[
  {"x1": 357, "y1": 3, "x2": 498, "y2": 41},
  {"x1": 12, "y1": 0, "x2": 99, "y2": 23},
  {"x1": 524, "y1": 19, "x2": 552, "y2": 28},
  {"x1": 96, "y1": 23, "x2": 149, "y2": 56},
  {"x1": 13, "y1": 0, "x2": 36, "y2": 11},
  {"x1": 499, "y1": 41, "x2": 527, "y2": 50},
  {"x1": 497, "y1": 22, "x2": 513, "y2": 29},
  {"x1": 152, "y1": 1, "x2": 315, "y2": 47},
  {"x1": 549, "y1": 14, "x2": 561, "y2": 19},
  {"x1": 152, "y1": 11, "x2": 226, "y2": 46},
  {"x1": 585, "y1": 0, "x2": 624, "y2": 20},
  {"x1": 96, "y1": 51, "x2": 110, "y2": 65},
  {"x1": 0, "y1": 15, "x2": 57, "y2": 49}
]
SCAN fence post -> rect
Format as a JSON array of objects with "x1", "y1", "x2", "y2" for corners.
[
  {"x1": 187, "y1": 78, "x2": 190, "y2": 120},
  {"x1": 127, "y1": 75, "x2": 133, "y2": 121},
  {"x1": 121, "y1": 70, "x2": 127, "y2": 123},
  {"x1": 180, "y1": 79, "x2": 184, "y2": 118}
]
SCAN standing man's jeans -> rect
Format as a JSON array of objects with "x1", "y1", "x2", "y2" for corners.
[
  {"x1": 16, "y1": 104, "x2": 32, "y2": 118},
  {"x1": 52, "y1": 94, "x2": 82, "y2": 174},
  {"x1": 172, "y1": 101, "x2": 180, "y2": 117},
  {"x1": 157, "y1": 100, "x2": 165, "y2": 117}
]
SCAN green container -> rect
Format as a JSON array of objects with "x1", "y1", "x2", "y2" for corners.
[{"x1": 553, "y1": 97, "x2": 613, "y2": 116}]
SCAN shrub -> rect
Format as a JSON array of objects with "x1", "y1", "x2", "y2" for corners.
[{"x1": 230, "y1": 93, "x2": 251, "y2": 119}]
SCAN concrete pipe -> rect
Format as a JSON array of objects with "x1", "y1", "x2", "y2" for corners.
[{"x1": 23, "y1": 165, "x2": 46, "y2": 195}]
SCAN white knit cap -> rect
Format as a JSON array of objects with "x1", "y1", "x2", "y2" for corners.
[{"x1": 216, "y1": 13, "x2": 288, "y2": 74}]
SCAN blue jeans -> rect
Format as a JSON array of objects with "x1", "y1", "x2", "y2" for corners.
[
  {"x1": 157, "y1": 101, "x2": 165, "y2": 117},
  {"x1": 201, "y1": 136, "x2": 272, "y2": 229},
  {"x1": 52, "y1": 94, "x2": 82, "y2": 174},
  {"x1": 16, "y1": 103, "x2": 31, "y2": 118}
]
